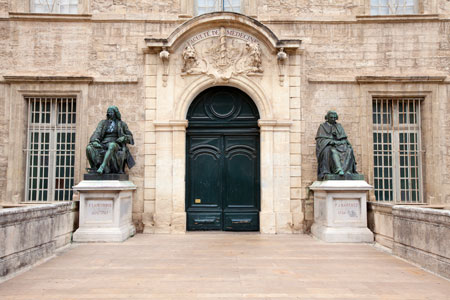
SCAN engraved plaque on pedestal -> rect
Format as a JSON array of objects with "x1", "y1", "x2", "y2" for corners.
[
  {"x1": 86, "y1": 200, "x2": 113, "y2": 222},
  {"x1": 73, "y1": 180, "x2": 136, "y2": 242},
  {"x1": 333, "y1": 199, "x2": 360, "y2": 222}
]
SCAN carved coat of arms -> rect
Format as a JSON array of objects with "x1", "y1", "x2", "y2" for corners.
[{"x1": 181, "y1": 27, "x2": 263, "y2": 82}]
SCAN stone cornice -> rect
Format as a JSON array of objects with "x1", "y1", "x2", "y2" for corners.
[
  {"x1": 2, "y1": 13, "x2": 446, "y2": 25},
  {"x1": 3, "y1": 76, "x2": 94, "y2": 83},
  {"x1": 356, "y1": 76, "x2": 447, "y2": 83},
  {"x1": 8, "y1": 12, "x2": 92, "y2": 22},
  {"x1": 257, "y1": 14, "x2": 443, "y2": 24},
  {"x1": 308, "y1": 76, "x2": 448, "y2": 84},
  {"x1": 355, "y1": 14, "x2": 441, "y2": 23}
]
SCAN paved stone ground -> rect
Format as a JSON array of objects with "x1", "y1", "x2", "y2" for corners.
[{"x1": 0, "y1": 233, "x2": 449, "y2": 299}]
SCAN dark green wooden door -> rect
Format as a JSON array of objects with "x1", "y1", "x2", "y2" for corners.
[{"x1": 186, "y1": 87, "x2": 260, "y2": 231}]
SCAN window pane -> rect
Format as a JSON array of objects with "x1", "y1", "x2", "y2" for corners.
[
  {"x1": 370, "y1": 0, "x2": 417, "y2": 15},
  {"x1": 60, "y1": 0, "x2": 78, "y2": 14},
  {"x1": 373, "y1": 130, "x2": 394, "y2": 201},
  {"x1": 196, "y1": 0, "x2": 241, "y2": 15},
  {"x1": 196, "y1": 0, "x2": 220, "y2": 15},
  {"x1": 372, "y1": 99, "x2": 392, "y2": 125},
  {"x1": 224, "y1": 0, "x2": 241, "y2": 12},
  {"x1": 31, "y1": 0, "x2": 78, "y2": 14},
  {"x1": 54, "y1": 131, "x2": 76, "y2": 201},
  {"x1": 31, "y1": 0, "x2": 56, "y2": 13}
]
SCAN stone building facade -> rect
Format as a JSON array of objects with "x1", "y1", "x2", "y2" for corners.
[{"x1": 0, "y1": 0, "x2": 449, "y2": 234}]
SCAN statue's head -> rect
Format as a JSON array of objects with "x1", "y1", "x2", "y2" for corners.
[
  {"x1": 106, "y1": 106, "x2": 122, "y2": 121},
  {"x1": 325, "y1": 111, "x2": 338, "y2": 124}
]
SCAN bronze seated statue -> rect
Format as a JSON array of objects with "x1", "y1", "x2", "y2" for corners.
[
  {"x1": 315, "y1": 111, "x2": 360, "y2": 180},
  {"x1": 86, "y1": 106, "x2": 135, "y2": 174}
]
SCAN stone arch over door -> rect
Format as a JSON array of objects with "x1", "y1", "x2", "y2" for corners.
[{"x1": 143, "y1": 12, "x2": 302, "y2": 234}]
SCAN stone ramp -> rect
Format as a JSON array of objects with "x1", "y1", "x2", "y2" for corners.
[{"x1": 0, "y1": 234, "x2": 449, "y2": 299}]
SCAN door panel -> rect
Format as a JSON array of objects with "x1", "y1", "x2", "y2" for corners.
[
  {"x1": 187, "y1": 136, "x2": 222, "y2": 213},
  {"x1": 224, "y1": 136, "x2": 258, "y2": 210},
  {"x1": 224, "y1": 135, "x2": 259, "y2": 231}
]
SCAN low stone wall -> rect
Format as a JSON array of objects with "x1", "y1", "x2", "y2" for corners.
[
  {"x1": 368, "y1": 202, "x2": 450, "y2": 279},
  {"x1": 0, "y1": 202, "x2": 78, "y2": 278},
  {"x1": 393, "y1": 206, "x2": 450, "y2": 279},
  {"x1": 367, "y1": 202, "x2": 394, "y2": 249}
]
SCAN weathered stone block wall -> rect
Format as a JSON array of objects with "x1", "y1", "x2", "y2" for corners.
[
  {"x1": 89, "y1": 22, "x2": 147, "y2": 80},
  {"x1": 368, "y1": 202, "x2": 394, "y2": 248},
  {"x1": 278, "y1": 22, "x2": 448, "y2": 77},
  {"x1": 0, "y1": 203, "x2": 76, "y2": 278},
  {"x1": 3, "y1": 22, "x2": 90, "y2": 75},
  {"x1": 91, "y1": 0, "x2": 180, "y2": 16},
  {"x1": 87, "y1": 83, "x2": 145, "y2": 231},
  {"x1": 257, "y1": 0, "x2": 450, "y2": 16},
  {"x1": 393, "y1": 206, "x2": 450, "y2": 279},
  {"x1": 258, "y1": 0, "x2": 364, "y2": 16},
  {"x1": 0, "y1": 84, "x2": 7, "y2": 204},
  {"x1": 289, "y1": 54, "x2": 303, "y2": 232},
  {"x1": 0, "y1": 0, "x2": 7, "y2": 15},
  {"x1": 4, "y1": 0, "x2": 450, "y2": 18},
  {"x1": 443, "y1": 84, "x2": 450, "y2": 203},
  {"x1": 439, "y1": 1, "x2": 450, "y2": 13}
]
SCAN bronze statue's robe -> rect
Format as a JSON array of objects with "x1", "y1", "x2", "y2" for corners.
[
  {"x1": 315, "y1": 122, "x2": 357, "y2": 180},
  {"x1": 87, "y1": 120, "x2": 135, "y2": 173}
]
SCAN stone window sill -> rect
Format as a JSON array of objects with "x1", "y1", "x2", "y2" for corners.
[
  {"x1": 356, "y1": 14, "x2": 441, "y2": 23},
  {"x1": 8, "y1": 12, "x2": 92, "y2": 21}
]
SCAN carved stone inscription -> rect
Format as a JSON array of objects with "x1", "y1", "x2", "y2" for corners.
[
  {"x1": 186, "y1": 28, "x2": 258, "y2": 45},
  {"x1": 333, "y1": 199, "x2": 360, "y2": 222},
  {"x1": 86, "y1": 200, "x2": 113, "y2": 222},
  {"x1": 182, "y1": 27, "x2": 263, "y2": 82}
]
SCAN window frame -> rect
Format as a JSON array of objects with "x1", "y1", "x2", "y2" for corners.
[
  {"x1": 372, "y1": 97, "x2": 424, "y2": 204},
  {"x1": 370, "y1": 0, "x2": 419, "y2": 15},
  {"x1": 30, "y1": 0, "x2": 79, "y2": 14},
  {"x1": 180, "y1": 0, "x2": 254, "y2": 18},
  {"x1": 25, "y1": 96, "x2": 77, "y2": 202},
  {"x1": 3, "y1": 76, "x2": 92, "y2": 205},
  {"x1": 194, "y1": 0, "x2": 242, "y2": 16},
  {"x1": 8, "y1": 0, "x2": 89, "y2": 15}
]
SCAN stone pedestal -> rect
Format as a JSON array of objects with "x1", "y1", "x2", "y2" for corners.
[
  {"x1": 310, "y1": 180, "x2": 374, "y2": 243},
  {"x1": 73, "y1": 180, "x2": 136, "y2": 242}
]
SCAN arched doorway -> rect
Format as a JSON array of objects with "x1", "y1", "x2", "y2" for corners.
[{"x1": 186, "y1": 86, "x2": 260, "y2": 231}]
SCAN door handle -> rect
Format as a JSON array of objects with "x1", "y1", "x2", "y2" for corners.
[
  {"x1": 231, "y1": 218, "x2": 252, "y2": 224},
  {"x1": 194, "y1": 218, "x2": 217, "y2": 224}
]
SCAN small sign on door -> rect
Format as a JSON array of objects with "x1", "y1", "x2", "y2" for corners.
[{"x1": 195, "y1": 198, "x2": 201, "y2": 204}]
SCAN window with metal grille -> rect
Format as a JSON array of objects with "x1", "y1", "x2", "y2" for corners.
[
  {"x1": 370, "y1": 0, "x2": 418, "y2": 15},
  {"x1": 30, "y1": 0, "x2": 78, "y2": 14},
  {"x1": 195, "y1": 0, "x2": 241, "y2": 16},
  {"x1": 372, "y1": 98, "x2": 423, "y2": 203},
  {"x1": 25, "y1": 97, "x2": 76, "y2": 201}
]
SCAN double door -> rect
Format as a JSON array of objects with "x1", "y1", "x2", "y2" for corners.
[{"x1": 186, "y1": 132, "x2": 260, "y2": 231}]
